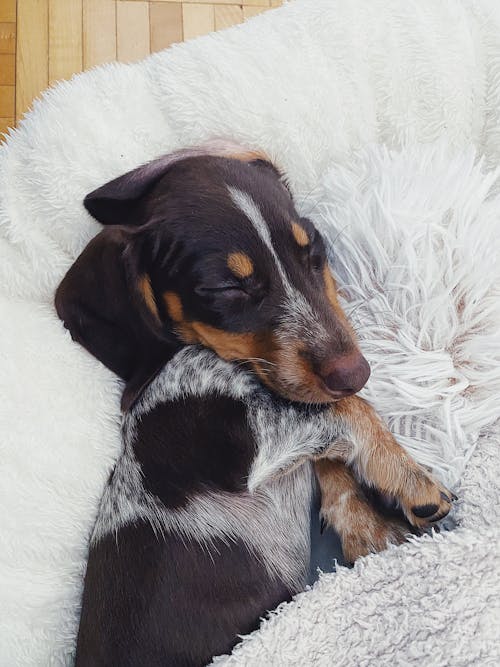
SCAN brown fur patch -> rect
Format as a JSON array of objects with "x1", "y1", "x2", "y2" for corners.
[
  {"x1": 315, "y1": 459, "x2": 409, "y2": 562},
  {"x1": 163, "y1": 292, "x2": 184, "y2": 323},
  {"x1": 323, "y1": 265, "x2": 339, "y2": 307},
  {"x1": 332, "y1": 396, "x2": 408, "y2": 494},
  {"x1": 138, "y1": 275, "x2": 160, "y2": 323},
  {"x1": 172, "y1": 321, "x2": 282, "y2": 380},
  {"x1": 227, "y1": 252, "x2": 254, "y2": 279},
  {"x1": 268, "y1": 344, "x2": 329, "y2": 403},
  {"x1": 322, "y1": 265, "x2": 356, "y2": 335},
  {"x1": 188, "y1": 322, "x2": 260, "y2": 360},
  {"x1": 229, "y1": 150, "x2": 269, "y2": 163},
  {"x1": 291, "y1": 222, "x2": 309, "y2": 247}
]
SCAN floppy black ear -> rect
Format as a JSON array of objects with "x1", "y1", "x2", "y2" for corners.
[
  {"x1": 55, "y1": 226, "x2": 176, "y2": 411},
  {"x1": 84, "y1": 155, "x2": 180, "y2": 226},
  {"x1": 84, "y1": 141, "x2": 272, "y2": 226}
]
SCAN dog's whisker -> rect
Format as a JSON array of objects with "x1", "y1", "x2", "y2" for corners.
[
  {"x1": 328, "y1": 222, "x2": 353, "y2": 249},
  {"x1": 296, "y1": 187, "x2": 320, "y2": 216},
  {"x1": 234, "y1": 357, "x2": 278, "y2": 369}
]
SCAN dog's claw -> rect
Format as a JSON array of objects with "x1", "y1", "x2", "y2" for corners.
[{"x1": 320, "y1": 516, "x2": 326, "y2": 534}]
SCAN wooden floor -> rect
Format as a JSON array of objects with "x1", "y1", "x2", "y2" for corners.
[{"x1": 0, "y1": 0, "x2": 282, "y2": 140}]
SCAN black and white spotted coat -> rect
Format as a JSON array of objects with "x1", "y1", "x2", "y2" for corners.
[{"x1": 76, "y1": 346, "x2": 342, "y2": 666}]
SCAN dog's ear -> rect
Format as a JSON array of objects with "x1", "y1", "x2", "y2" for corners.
[
  {"x1": 84, "y1": 155, "x2": 182, "y2": 226},
  {"x1": 55, "y1": 226, "x2": 176, "y2": 411},
  {"x1": 84, "y1": 141, "x2": 270, "y2": 226}
]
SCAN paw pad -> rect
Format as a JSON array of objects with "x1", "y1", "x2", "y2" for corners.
[{"x1": 412, "y1": 503, "x2": 440, "y2": 518}]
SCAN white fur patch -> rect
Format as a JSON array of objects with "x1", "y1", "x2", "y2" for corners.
[{"x1": 228, "y1": 186, "x2": 293, "y2": 293}]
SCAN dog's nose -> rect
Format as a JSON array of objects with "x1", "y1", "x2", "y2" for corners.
[{"x1": 320, "y1": 351, "x2": 371, "y2": 397}]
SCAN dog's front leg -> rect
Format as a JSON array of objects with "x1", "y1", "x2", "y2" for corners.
[{"x1": 315, "y1": 396, "x2": 455, "y2": 560}]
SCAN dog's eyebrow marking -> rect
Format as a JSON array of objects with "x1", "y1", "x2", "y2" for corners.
[
  {"x1": 291, "y1": 222, "x2": 309, "y2": 247},
  {"x1": 164, "y1": 292, "x2": 184, "y2": 322},
  {"x1": 227, "y1": 252, "x2": 254, "y2": 278},
  {"x1": 138, "y1": 275, "x2": 160, "y2": 323}
]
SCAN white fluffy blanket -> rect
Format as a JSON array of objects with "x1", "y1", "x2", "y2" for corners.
[{"x1": 1, "y1": 0, "x2": 500, "y2": 664}]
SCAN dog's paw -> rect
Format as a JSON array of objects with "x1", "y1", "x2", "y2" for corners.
[
  {"x1": 342, "y1": 519, "x2": 411, "y2": 564},
  {"x1": 320, "y1": 503, "x2": 412, "y2": 564},
  {"x1": 397, "y1": 469, "x2": 456, "y2": 529}
]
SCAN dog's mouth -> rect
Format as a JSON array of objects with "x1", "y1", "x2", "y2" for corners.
[{"x1": 248, "y1": 351, "x2": 371, "y2": 405}]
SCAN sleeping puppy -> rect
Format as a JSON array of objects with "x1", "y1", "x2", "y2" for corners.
[{"x1": 55, "y1": 141, "x2": 454, "y2": 666}]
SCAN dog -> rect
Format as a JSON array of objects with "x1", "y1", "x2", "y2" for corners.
[{"x1": 55, "y1": 141, "x2": 454, "y2": 666}]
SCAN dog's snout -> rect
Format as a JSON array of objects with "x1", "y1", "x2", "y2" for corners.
[{"x1": 319, "y1": 351, "x2": 371, "y2": 397}]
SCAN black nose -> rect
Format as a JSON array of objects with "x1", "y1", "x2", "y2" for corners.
[{"x1": 320, "y1": 351, "x2": 371, "y2": 397}]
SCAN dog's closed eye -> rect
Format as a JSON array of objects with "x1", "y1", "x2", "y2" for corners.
[{"x1": 194, "y1": 283, "x2": 250, "y2": 299}]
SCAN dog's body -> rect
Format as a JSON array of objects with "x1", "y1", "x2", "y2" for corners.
[
  {"x1": 57, "y1": 141, "x2": 454, "y2": 666},
  {"x1": 77, "y1": 347, "x2": 331, "y2": 665}
]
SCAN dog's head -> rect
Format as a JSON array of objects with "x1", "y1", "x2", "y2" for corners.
[{"x1": 56, "y1": 141, "x2": 370, "y2": 410}]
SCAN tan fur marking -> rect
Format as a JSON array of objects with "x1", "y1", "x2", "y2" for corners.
[
  {"x1": 174, "y1": 323, "x2": 199, "y2": 345},
  {"x1": 323, "y1": 265, "x2": 339, "y2": 307},
  {"x1": 324, "y1": 396, "x2": 453, "y2": 529},
  {"x1": 228, "y1": 150, "x2": 269, "y2": 163},
  {"x1": 333, "y1": 396, "x2": 418, "y2": 493},
  {"x1": 315, "y1": 459, "x2": 409, "y2": 562},
  {"x1": 189, "y1": 322, "x2": 259, "y2": 360},
  {"x1": 163, "y1": 292, "x2": 184, "y2": 323},
  {"x1": 173, "y1": 321, "x2": 280, "y2": 376},
  {"x1": 323, "y1": 265, "x2": 357, "y2": 337},
  {"x1": 291, "y1": 221, "x2": 309, "y2": 247},
  {"x1": 227, "y1": 252, "x2": 254, "y2": 279},
  {"x1": 138, "y1": 275, "x2": 160, "y2": 323},
  {"x1": 266, "y1": 344, "x2": 328, "y2": 404}
]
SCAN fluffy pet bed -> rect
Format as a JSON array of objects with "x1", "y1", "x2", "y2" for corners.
[{"x1": 1, "y1": 0, "x2": 499, "y2": 664}]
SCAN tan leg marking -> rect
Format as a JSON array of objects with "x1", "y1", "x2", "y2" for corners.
[
  {"x1": 315, "y1": 459, "x2": 411, "y2": 562},
  {"x1": 319, "y1": 396, "x2": 454, "y2": 530}
]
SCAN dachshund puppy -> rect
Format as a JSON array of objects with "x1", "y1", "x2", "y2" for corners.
[{"x1": 56, "y1": 142, "x2": 454, "y2": 666}]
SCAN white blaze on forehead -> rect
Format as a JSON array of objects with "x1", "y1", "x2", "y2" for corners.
[
  {"x1": 228, "y1": 187, "x2": 330, "y2": 345},
  {"x1": 228, "y1": 187, "x2": 294, "y2": 295}
]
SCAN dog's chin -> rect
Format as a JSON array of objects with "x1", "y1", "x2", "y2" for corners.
[{"x1": 250, "y1": 361, "x2": 340, "y2": 405}]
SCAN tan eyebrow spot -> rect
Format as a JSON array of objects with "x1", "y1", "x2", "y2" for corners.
[
  {"x1": 227, "y1": 252, "x2": 254, "y2": 278},
  {"x1": 164, "y1": 291, "x2": 184, "y2": 322},
  {"x1": 138, "y1": 274, "x2": 160, "y2": 323},
  {"x1": 291, "y1": 222, "x2": 309, "y2": 247}
]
